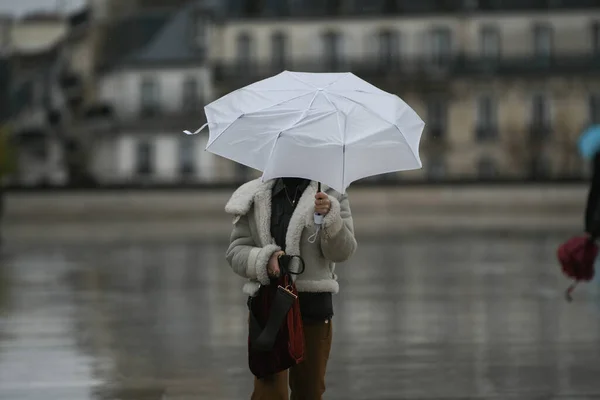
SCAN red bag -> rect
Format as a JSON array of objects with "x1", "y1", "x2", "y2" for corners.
[
  {"x1": 248, "y1": 255, "x2": 305, "y2": 379},
  {"x1": 557, "y1": 235, "x2": 598, "y2": 301}
]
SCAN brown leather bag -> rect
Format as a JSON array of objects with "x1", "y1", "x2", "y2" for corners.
[{"x1": 248, "y1": 255, "x2": 305, "y2": 379}]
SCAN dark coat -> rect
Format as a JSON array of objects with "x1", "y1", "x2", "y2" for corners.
[{"x1": 585, "y1": 152, "x2": 600, "y2": 238}]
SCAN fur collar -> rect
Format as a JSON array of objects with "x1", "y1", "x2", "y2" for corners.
[
  {"x1": 225, "y1": 178, "x2": 330, "y2": 219},
  {"x1": 224, "y1": 178, "x2": 271, "y2": 216},
  {"x1": 225, "y1": 179, "x2": 331, "y2": 274}
]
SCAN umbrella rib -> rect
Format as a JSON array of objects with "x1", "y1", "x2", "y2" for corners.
[
  {"x1": 287, "y1": 71, "x2": 350, "y2": 90},
  {"x1": 239, "y1": 89, "x2": 315, "y2": 113},
  {"x1": 286, "y1": 72, "x2": 318, "y2": 89},
  {"x1": 321, "y1": 91, "x2": 347, "y2": 191},
  {"x1": 262, "y1": 91, "x2": 320, "y2": 180},
  {"x1": 328, "y1": 92, "x2": 421, "y2": 167},
  {"x1": 206, "y1": 91, "x2": 315, "y2": 149}
]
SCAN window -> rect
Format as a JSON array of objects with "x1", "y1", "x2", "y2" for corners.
[
  {"x1": 378, "y1": 30, "x2": 399, "y2": 69},
  {"x1": 478, "y1": 156, "x2": 497, "y2": 179},
  {"x1": 237, "y1": 32, "x2": 253, "y2": 74},
  {"x1": 322, "y1": 31, "x2": 342, "y2": 71},
  {"x1": 25, "y1": 133, "x2": 48, "y2": 161},
  {"x1": 531, "y1": 93, "x2": 551, "y2": 138},
  {"x1": 476, "y1": 95, "x2": 497, "y2": 141},
  {"x1": 182, "y1": 77, "x2": 200, "y2": 113},
  {"x1": 426, "y1": 156, "x2": 446, "y2": 180},
  {"x1": 531, "y1": 154, "x2": 551, "y2": 179},
  {"x1": 430, "y1": 27, "x2": 452, "y2": 64},
  {"x1": 193, "y1": 13, "x2": 207, "y2": 51},
  {"x1": 593, "y1": 22, "x2": 600, "y2": 55},
  {"x1": 590, "y1": 93, "x2": 600, "y2": 124},
  {"x1": 140, "y1": 77, "x2": 159, "y2": 116},
  {"x1": 179, "y1": 138, "x2": 195, "y2": 177},
  {"x1": 480, "y1": 26, "x2": 500, "y2": 59},
  {"x1": 427, "y1": 97, "x2": 447, "y2": 139},
  {"x1": 135, "y1": 140, "x2": 154, "y2": 176},
  {"x1": 271, "y1": 32, "x2": 287, "y2": 71},
  {"x1": 531, "y1": 93, "x2": 550, "y2": 126},
  {"x1": 533, "y1": 24, "x2": 553, "y2": 59}
]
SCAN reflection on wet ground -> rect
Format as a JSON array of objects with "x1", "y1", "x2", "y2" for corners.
[{"x1": 2, "y1": 234, "x2": 600, "y2": 399}]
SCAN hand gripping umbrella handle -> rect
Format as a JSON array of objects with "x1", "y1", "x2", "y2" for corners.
[{"x1": 313, "y1": 182, "x2": 324, "y2": 226}]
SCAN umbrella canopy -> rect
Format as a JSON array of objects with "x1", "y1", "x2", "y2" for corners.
[
  {"x1": 578, "y1": 124, "x2": 600, "y2": 160},
  {"x1": 186, "y1": 71, "x2": 424, "y2": 193}
]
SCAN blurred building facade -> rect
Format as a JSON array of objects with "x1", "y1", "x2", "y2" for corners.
[
  {"x1": 88, "y1": 0, "x2": 224, "y2": 184},
  {"x1": 209, "y1": 0, "x2": 600, "y2": 181},
  {"x1": 3, "y1": 0, "x2": 231, "y2": 186},
  {"x1": 3, "y1": 0, "x2": 600, "y2": 186}
]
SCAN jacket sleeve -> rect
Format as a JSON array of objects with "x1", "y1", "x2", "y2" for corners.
[
  {"x1": 319, "y1": 193, "x2": 357, "y2": 263},
  {"x1": 225, "y1": 214, "x2": 280, "y2": 285}
]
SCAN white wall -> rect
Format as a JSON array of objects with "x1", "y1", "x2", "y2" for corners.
[
  {"x1": 100, "y1": 132, "x2": 216, "y2": 183},
  {"x1": 98, "y1": 65, "x2": 214, "y2": 119},
  {"x1": 90, "y1": 136, "x2": 118, "y2": 181},
  {"x1": 116, "y1": 135, "x2": 135, "y2": 179}
]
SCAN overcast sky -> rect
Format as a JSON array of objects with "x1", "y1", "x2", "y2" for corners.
[{"x1": 0, "y1": 0, "x2": 86, "y2": 17}]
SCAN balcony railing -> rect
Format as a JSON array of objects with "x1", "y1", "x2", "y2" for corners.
[
  {"x1": 213, "y1": 53, "x2": 600, "y2": 87},
  {"x1": 225, "y1": 0, "x2": 599, "y2": 19}
]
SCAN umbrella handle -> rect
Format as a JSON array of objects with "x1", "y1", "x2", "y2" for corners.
[
  {"x1": 314, "y1": 181, "x2": 324, "y2": 226},
  {"x1": 314, "y1": 213, "x2": 324, "y2": 225}
]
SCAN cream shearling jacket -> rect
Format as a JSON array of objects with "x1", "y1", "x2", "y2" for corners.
[{"x1": 225, "y1": 178, "x2": 357, "y2": 297}]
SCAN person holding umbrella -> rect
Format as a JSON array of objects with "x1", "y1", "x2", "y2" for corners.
[
  {"x1": 184, "y1": 71, "x2": 425, "y2": 398},
  {"x1": 225, "y1": 176, "x2": 357, "y2": 399}
]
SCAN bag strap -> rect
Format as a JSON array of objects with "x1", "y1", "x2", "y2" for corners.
[{"x1": 278, "y1": 254, "x2": 306, "y2": 276}]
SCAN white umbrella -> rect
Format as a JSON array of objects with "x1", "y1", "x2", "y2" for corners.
[{"x1": 185, "y1": 71, "x2": 424, "y2": 194}]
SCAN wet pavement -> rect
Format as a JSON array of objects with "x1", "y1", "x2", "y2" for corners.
[{"x1": 2, "y1": 234, "x2": 600, "y2": 399}]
